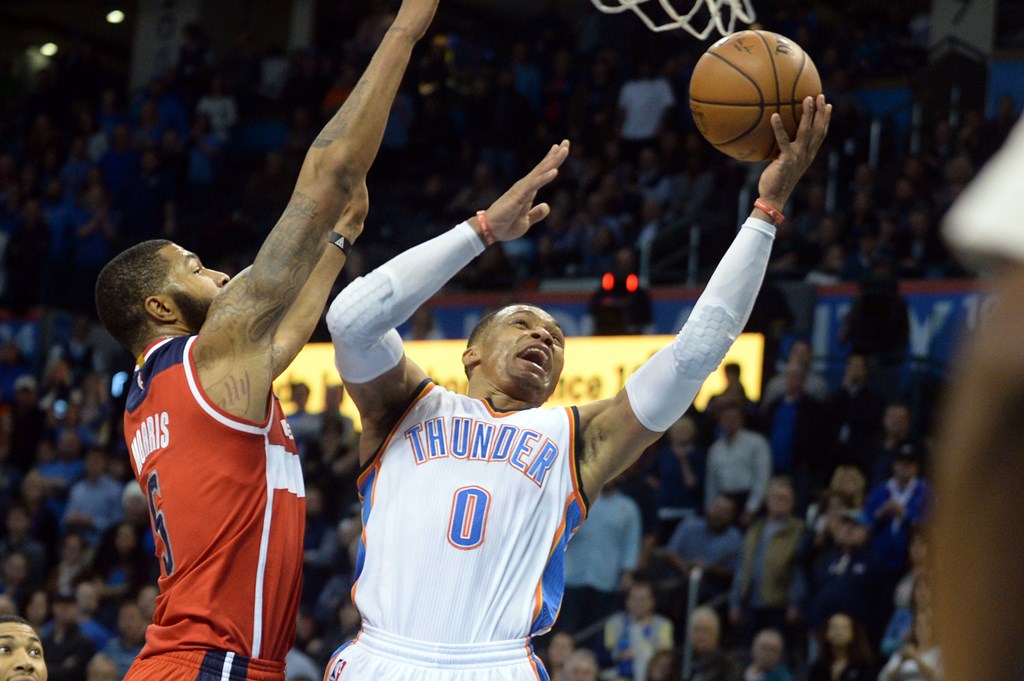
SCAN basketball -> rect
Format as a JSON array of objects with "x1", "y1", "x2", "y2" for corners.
[{"x1": 689, "y1": 30, "x2": 822, "y2": 162}]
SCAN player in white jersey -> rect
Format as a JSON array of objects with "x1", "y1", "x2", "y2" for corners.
[{"x1": 323, "y1": 96, "x2": 831, "y2": 681}]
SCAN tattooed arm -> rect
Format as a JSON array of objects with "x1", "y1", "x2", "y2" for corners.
[
  {"x1": 191, "y1": 0, "x2": 438, "y2": 422},
  {"x1": 271, "y1": 184, "x2": 368, "y2": 378}
]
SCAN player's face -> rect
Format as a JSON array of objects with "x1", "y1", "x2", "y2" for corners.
[
  {"x1": 0, "y1": 622, "x2": 47, "y2": 681},
  {"x1": 474, "y1": 306, "x2": 565, "y2": 404},
  {"x1": 161, "y1": 245, "x2": 229, "y2": 332}
]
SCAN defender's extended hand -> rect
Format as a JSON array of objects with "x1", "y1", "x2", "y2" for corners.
[
  {"x1": 758, "y1": 94, "x2": 831, "y2": 209},
  {"x1": 472, "y1": 140, "x2": 570, "y2": 242}
]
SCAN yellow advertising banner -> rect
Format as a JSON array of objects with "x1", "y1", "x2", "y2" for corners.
[{"x1": 273, "y1": 334, "x2": 764, "y2": 430}]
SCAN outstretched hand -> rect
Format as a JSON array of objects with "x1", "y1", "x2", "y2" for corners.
[
  {"x1": 757, "y1": 95, "x2": 832, "y2": 209},
  {"x1": 474, "y1": 140, "x2": 570, "y2": 242}
]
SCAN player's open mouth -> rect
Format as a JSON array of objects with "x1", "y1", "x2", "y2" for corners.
[{"x1": 517, "y1": 345, "x2": 551, "y2": 373}]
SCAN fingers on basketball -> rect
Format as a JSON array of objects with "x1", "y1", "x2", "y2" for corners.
[{"x1": 689, "y1": 30, "x2": 821, "y2": 162}]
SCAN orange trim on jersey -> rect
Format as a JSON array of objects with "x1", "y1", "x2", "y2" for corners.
[
  {"x1": 137, "y1": 336, "x2": 176, "y2": 367},
  {"x1": 184, "y1": 338, "x2": 274, "y2": 431},
  {"x1": 356, "y1": 380, "x2": 435, "y2": 489},
  {"x1": 479, "y1": 397, "x2": 529, "y2": 418},
  {"x1": 531, "y1": 494, "x2": 575, "y2": 625},
  {"x1": 526, "y1": 640, "x2": 544, "y2": 680},
  {"x1": 566, "y1": 407, "x2": 589, "y2": 516}
]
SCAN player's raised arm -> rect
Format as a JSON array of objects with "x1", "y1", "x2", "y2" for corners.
[
  {"x1": 576, "y1": 95, "x2": 832, "y2": 499},
  {"x1": 326, "y1": 141, "x2": 570, "y2": 464},
  {"x1": 193, "y1": 0, "x2": 438, "y2": 420}
]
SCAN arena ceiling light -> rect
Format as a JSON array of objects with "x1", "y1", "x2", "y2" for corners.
[
  {"x1": 40, "y1": 42, "x2": 58, "y2": 57},
  {"x1": 107, "y1": 9, "x2": 126, "y2": 24}
]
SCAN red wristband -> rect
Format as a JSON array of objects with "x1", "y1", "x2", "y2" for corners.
[
  {"x1": 476, "y1": 210, "x2": 496, "y2": 246},
  {"x1": 753, "y1": 198, "x2": 785, "y2": 224}
]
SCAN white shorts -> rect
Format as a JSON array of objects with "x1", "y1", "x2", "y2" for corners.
[{"x1": 322, "y1": 625, "x2": 549, "y2": 681}]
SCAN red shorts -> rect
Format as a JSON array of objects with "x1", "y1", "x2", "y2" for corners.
[{"x1": 123, "y1": 650, "x2": 286, "y2": 681}]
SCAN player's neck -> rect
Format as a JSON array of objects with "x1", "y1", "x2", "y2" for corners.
[{"x1": 466, "y1": 377, "x2": 541, "y2": 411}]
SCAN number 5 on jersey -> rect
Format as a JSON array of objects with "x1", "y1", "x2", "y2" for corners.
[
  {"x1": 447, "y1": 486, "x2": 491, "y2": 550},
  {"x1": 147, "y1": 470, "x2": 175, "y2": 575}
]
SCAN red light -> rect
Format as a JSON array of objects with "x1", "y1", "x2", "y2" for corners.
[
  {"x1": 602, "y1": 273, "x2": 614, "y2": 291},
  {"x1": 626, "y1": 274, "x2": 639, "y2": 292}
]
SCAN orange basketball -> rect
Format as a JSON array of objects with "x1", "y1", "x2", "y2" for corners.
[{"x1": 689, "y1": 30, "x2": 821, "y2": 162}]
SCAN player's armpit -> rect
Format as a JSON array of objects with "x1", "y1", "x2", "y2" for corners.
[
  {"x1": 576, "y1": 391, "x2": 662, "y2": 499},
  {"x1": 342, "y1": 355, "x2": 430, "y2": 466}
]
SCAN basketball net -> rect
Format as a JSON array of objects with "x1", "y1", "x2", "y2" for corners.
[{"x1": 590, "y1": 0, "x2": 756, "y2": 39}]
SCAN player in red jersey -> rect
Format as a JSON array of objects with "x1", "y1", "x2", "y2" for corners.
[{"x1": 93, "y1": 2, "x2": 439, "y2": 679}]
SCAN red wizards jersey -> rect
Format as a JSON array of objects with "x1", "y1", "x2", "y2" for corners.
[{"x1": 124, "y1": 336, "x2": 305, "y2": 664}]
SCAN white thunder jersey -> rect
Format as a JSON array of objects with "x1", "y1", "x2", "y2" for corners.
[{"x1": 352, "y1": 380, "x2": 589, "y2": 643}]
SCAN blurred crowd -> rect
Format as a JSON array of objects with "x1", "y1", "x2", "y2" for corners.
[{"x1": 1, "y1": 0, "x2": 1014, "y2": 679}]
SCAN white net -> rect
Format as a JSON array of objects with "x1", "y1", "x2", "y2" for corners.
[{"x1": 590, "y1": 0, "x2": 756, "y2": 39}]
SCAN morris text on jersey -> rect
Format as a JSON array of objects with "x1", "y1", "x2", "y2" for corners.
[
  {"x1": 403, "y1": 417, "x2": 561, "y2": 487},
  {"x1": 131, "y1": 412, "x2": 170, "y2": 471}
]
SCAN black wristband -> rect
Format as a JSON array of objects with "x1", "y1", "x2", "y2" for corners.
[{"x1": 328, "y1": 232, "x2": 352, "y2": 255}]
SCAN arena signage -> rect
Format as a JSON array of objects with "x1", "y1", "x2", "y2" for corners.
[{"x1": 274, "y1": 334, "x2": 764, "y2": 429}]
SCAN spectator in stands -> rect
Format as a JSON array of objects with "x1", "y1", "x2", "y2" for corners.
[
  {"x1": 561, "y1": 481, "x2": 642, "y2": 637},
  {"x1": 828, "y1": 354, "x2": 884, "y2": 473},
  {"x1": 878, "y1": 607, "x2": 939, "y2": 681},
  {"x1": 122, "y1": 147, "x2": 175, "y2": 245},
  {"x1": 863, "y1": 450, "x2": 930, "y2": 580},
  {"x1": 19, "y1": 471, "x2": 60, "y2": 551},
  {"x1": 0, "y1": 341, "x2": 32, "y2": 406},
  {"x1": 742, "y1": 628, "x2": 793, "y2": 681},
  {"x1": 85, "y1": 653, "x2": 119, "y2": 681},
  {"x1": 23, "y1": 590, "x2": 49, "y2": 633},
  {"x1": 806, "y1": 510, "x2": 886, "y2": 643},
  {"x1": 1, "y1": 503, "x2": 48, "y2": 580},
  {"x1": 763, "y1": 339, "x2": 830, "y2": 405},
  {"x1": 71, "y1": 583, "x2": 111, "y2": 652},
  {"x1": 41, "y1": 589, "x2": 95, "y2": 681},
  {"x1": 685, "y1": 606, "x2": 741, "y2": 681},
  {"x1": 645, "y1": 649, "x2": 681, "y2": 681},
  {"x1": 647, "y1": 415, "x2": 706, "y2": 540},
  {"x1": 705, "y1": 363, "x2": 756, "y2": 420},
  {"x1": 868, "y1": 403, "x2": 919, "y2": 487},
  {"x1": 807, "y1": 612, "x2": 875, "y2": 681},
  {"x1": 37, "y1": 431, "x2": 85, "y2": 518},
  {"x1": 62, "y1": 448, "x2": 122, "y2": 545},
  {"x1": 99, "y1": 601, "x2": 146, "y2": 678},
  {"x1": 617, "y1": 60, "x2": 675, "y2": 152},
  {"x1": 184, "y1": 113, "x2": 221, "y2": 208},
  {"x1": 758, "y1": 363, "x2": 829, "y2": 502},
  {"x1": 91, "y1": 522, "x2": 151, "y2": 620},
  {"x1": 730, "y1": 477, "x2": 805, "y2": 645},
  {"x1": 286, "y1": 382, "x2": 320, "y2": 459},
  {"x1": 705, "y1": 404, "x2": 772, "y2": 526},
  {"x1": 0, "y1": 552, "x2": 32, "y2": 611},
  {"x1": 3, "y1": 198, "x2": 51, "y2": 314},
  {"x1": 664, "y1": 494, "x2": 742, "y2": 607},
  {"x1": 804, "y1": 466, "x2": 866, "y2": 563},
  {"x1": 602, "y1": 579, "x2": 674, "y2": 681},
  {"x1": 881, "y1": 576, "x2": 931, "y2": 661},
  {"x1": 565, "y1": 649, "x2": 601, "y2": 681},
  {"x1": 839, "y1": 271, "x2": 909, "y2": 400},
  {"x1": 543, "y1": 630, "x2": 576, "y2": 681},
  {"x1": 5, "y1": 374, "x2": 47, "y2": 473},
  {"x1": 48, "y1": 532, "x2": 92, "y2": 595},
  {"x1": 195, "y1": 75, "x2": 238, "y2": 144}
]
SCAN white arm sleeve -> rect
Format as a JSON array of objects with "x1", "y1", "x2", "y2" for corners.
[
  {"x1": 625, "y1": 217, "x2": 776, "y2": 432},
  {"x1": 326, "y1": 221, "x2": 485, "y2": 383}
]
